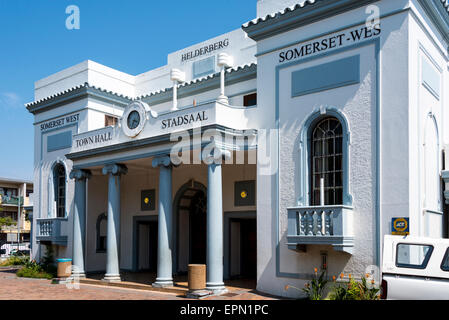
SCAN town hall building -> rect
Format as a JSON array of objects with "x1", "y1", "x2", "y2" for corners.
[{"x1": 27, "y1": 0, "x2": 449, "y2": 298}]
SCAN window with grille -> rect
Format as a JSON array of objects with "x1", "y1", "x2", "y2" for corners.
[
  {"x1": 96, "y1": 213, "x2": 107, "y2": 253},
  {"x1": 310, "y1": 117, "x2": 343, "y2": 205},
  {"x1": 54, "y1": 164, "x2": 66, "y2": 218},
  {"x1": 105, "y1": 115, "x2": 118, "y2": 127},
  {"x1": 243, "y1": 93, "x2": 257, "y2": 107}
]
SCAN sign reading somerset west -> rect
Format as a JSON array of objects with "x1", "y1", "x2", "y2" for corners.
[
  {"x1": 278, "y1": 23, "x2": 381, "y2": 63},
  {"x1": 40, "y1": 113, "x2": 79, "y2": 131},
  {"x1": 392, "y1": 217, "x2": 410, "y2": 235}
]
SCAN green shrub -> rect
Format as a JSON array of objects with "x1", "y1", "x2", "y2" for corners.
[
  {"x1": 15, "y1": 256, "x2": 57, "y2": 280},
  {"x1": 327, "y1": 274, "x2": 380, "y2": 300},
  {"x1": 0, "y1": 256, "x2": 29, "y2": 266},
  {"x1": 286, "y1": 271, "x2": 381, "y2": 300},
  {"x1": 302, "y1": 269, "x2": 328, "y2": 300},
  {"x1": 285, "y1": 268, "x2": 328, "y2": 300},
  {"x1": 16, "y1": 266, "x2": 53, "y2": 279},
  {"x1": 41, "y1": 244, "x2": 55, "y2": 271},
  {"x1": 16, "y1": 260, "x2": 54, "y2": 279}
]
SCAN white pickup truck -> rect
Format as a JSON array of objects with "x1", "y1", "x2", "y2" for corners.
[{"x1": 382, "y1": 235, "x2": 449, "y2": 300}]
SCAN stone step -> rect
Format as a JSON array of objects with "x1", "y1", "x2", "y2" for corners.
[{"x1": 79, "y1": 278, "x2": 188, "y2": 295}]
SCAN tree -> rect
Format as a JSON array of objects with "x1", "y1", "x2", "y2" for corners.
[{"x1": 0, "y1": 216, "x2": 17, "y2": 229}]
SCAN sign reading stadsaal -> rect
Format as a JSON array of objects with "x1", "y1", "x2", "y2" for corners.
[
  {"x1": 278, "y1": 23, "x2": 381, "y2": 63},
  {"x1": 161, "y1": 111, "x2": 208, "y2": 129}
]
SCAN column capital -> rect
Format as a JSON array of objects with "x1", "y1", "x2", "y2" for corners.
[
  {"x1": 152, "y1": 155, "x2": 172, "y2": 168},
  {"x1": 102, "y1": 164, "x2": 128, "y2": 176},
  {"x1": 69, "y1": 169, "x2": 92, "y2": 181},
  {"x1": 202, "y1": 148, "x2": 231, "y2": 165}
]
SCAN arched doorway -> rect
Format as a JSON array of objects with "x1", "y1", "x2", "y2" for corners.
[
  {"x1": 173, "y1": 180, "x2": 207, "y2": 273},
  {"x1": 189, "y1": 190, "x2": 207, "y2": 264}
]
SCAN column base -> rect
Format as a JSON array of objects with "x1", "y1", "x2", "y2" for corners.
[
  {"x1": 152, "y1": 278, "x2": 174, "y2": 288},
  {"x1": 102, "y1": 274, "x2": 122, "y2": 282},
  {"x1": 206, "y1": 282, "x2": 228, "y2": 295},
  {"x1": 217, "y1": 95, "x2": 229, "y2": 105}
]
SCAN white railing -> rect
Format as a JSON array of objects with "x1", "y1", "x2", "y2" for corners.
[
  {"x1": 38, "y1": 219, "x2": 53, "y2": 237},
  {"x1": 36, "y1": 218, "x2": 67, "y2": 246},
  {"x1": 287, "y1": 205, "x2": 354, "y2": 254}
]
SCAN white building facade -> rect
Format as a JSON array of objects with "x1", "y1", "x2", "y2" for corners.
[{"x1": 27, "y1": 0, "x2": 449, "y2": 297}]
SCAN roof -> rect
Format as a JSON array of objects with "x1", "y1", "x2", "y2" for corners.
[
  {"x1": 0, "y1": 177, "x2": 33, "y2": 186},
  {"x1": 243, "y1": 0, "x2": 449, "y2": 42},
  {"x1": 26, "y1": 62, "x2": 257, "y2": 114},
  {"x1": 26, "y1": 83, "x2": 133, "y2": 114},
  {"x1": 242, "y1": 0, "x2": 321, "y2": 29}
]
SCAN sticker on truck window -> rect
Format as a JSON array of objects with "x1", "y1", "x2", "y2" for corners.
[
  {"x1": 441, "y1": 248, "x2": 449, "y2": 272},
  {"x1": 396, "y1": 243, "x2": 433, "y2": 269}
]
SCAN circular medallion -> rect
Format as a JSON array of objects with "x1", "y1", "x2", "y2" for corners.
[
  {"x1": 121, "y1": 101, "x2": 150, "y2": 137},
  {"x1": 127, "y1": 111, "x2": 141, "y2": 130},
  {"x1": 240, "y1": 190, "x2": 248, "y2": 199}
]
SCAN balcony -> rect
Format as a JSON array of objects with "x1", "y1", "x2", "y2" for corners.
[
  {"x1": 36, "y1": 218, "x2": 68, "y2": 246},
  {"x1": 0, "y1": 196, "x2": 23, "y2": 206},
  {"x1": 286, "y1": 205, "x2": 354, "y2": 254},
  {"x1": 69, "y1": 99, "x2": 258, "y2": 156}
]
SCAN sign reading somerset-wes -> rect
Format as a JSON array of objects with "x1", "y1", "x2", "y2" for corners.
[
  {"x1": 392, "y1": 217, "x2": 409, "y2": 235},
  {"x1": 278, "y1": 23, "x2": 381, "y2": 63}
]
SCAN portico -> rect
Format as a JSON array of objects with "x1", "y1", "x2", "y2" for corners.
[{"x1": 67, "y1": 115, "x2": 257, "y2": 293}]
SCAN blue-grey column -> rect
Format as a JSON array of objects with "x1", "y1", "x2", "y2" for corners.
[
  {"x1": 102, "y1": 164, "x2": 127, "y2": 282},
  {"x1": 69, "y1": 169, "x2": 91, "y2": 278},
  {"x1": 204, "y1": 149, "x2": 230, "y2": 294},
  {"x1": 152, "y1": 156, "x2": 173, "y2": 287}
]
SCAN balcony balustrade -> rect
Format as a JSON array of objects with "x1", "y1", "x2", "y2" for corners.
[
  {"x1": 36, "y1": 218, "x2": 67, "y2": 246},
  {"x1": 0, "y1": 196, "x2": 23, "y2": 206},
  {"x1": 286, "y1": 205, "x2": 354, "y2": 254}
]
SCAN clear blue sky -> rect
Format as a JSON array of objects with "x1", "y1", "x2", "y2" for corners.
[{"x1": 0, "y1": 0, "x2": 256, "y2": 180}]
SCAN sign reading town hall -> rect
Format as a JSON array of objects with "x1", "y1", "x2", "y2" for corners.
[{"x1": 74, "y1": 130, "x2": 113, "y2": 148}]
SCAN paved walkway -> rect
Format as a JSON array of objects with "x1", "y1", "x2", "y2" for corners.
[{"x1": 0, "y1": 268, "x2": 277, "y2": 300}]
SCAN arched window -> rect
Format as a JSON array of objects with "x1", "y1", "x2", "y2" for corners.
[
  {"x1": 424, "y1": 115, "x2": 441, "y2": 211},
  {"x1": 310, "y1": 117, "x2": 343, "y2": 205},
  {"x1": 96, "y1": 213, "x2": 107, "y2": 253},
  {"x1": 53, "y1": 163, "x2": 66, "y2": 218}
]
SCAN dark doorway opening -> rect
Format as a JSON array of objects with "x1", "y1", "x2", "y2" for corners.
[
  {"x1": 228, "y1": 217, "x2": 257, "y2": 279},
  {"x1": 137, "y1": 221, "x2": 158, "y2": 272},
  {"x1": 240, "y1": 219, "x2": 257, "y2": 278},
  {"x1": 189, "y1": 190, "x2": 207, "y2": 264}
]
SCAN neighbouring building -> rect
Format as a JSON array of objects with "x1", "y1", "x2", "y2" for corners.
[
  {"x1": 0, "y1": 177, "x2": 33, "y2": 254},
  {"x1": 27, "y1": 0, "x2": 449, "y2": 297}
]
